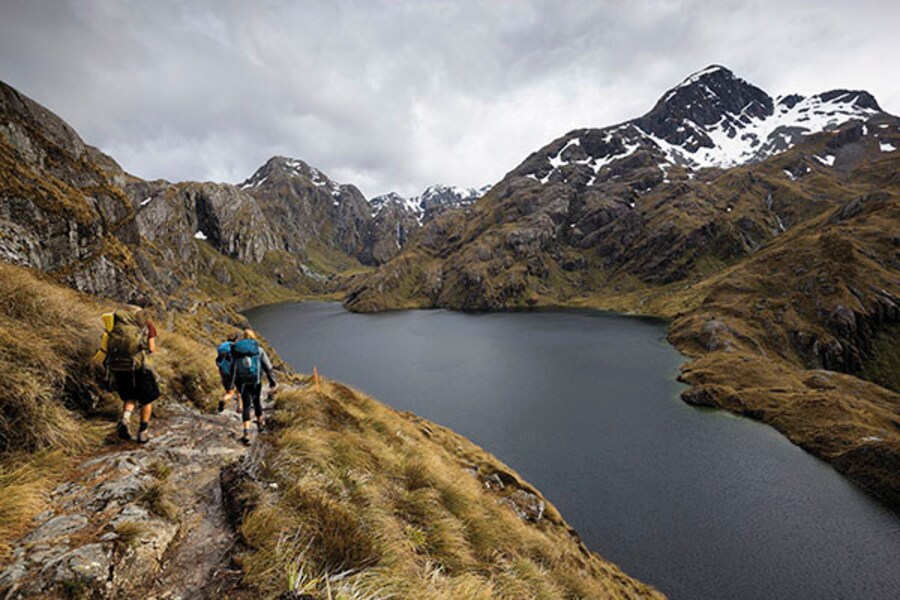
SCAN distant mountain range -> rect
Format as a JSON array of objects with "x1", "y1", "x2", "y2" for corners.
[{"x1": 0, "y1": 78, "x2": 486, "y2": 308}]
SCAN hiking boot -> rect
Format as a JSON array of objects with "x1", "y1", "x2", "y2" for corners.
[
  {"x1": 240, "y1": 432, "x2": 251, "y2": 446},
  {"x1": 116, "y1": 421, "x2": 131, "y2": 441},
  {"x1": 217, "y1": 400, "x2": 225, "y2": 413},
  {"x1": 256, "y1": 418, "x2": 266, "y2": 433},
  {"x1": 137, "y1": 429, "x2": 151, "y2": 444}
]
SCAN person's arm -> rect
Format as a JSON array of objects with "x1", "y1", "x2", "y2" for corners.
[
  {"x1": 260, "y1": 348, "x2": 277, "y2": 387},
  {"x1": 146, "y1": 319, "x2": 158, "y2": 354}
]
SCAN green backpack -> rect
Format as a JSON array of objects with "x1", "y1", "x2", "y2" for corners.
[{"x1": 106, "y1": 310, "x2": 146, "y2": 373}]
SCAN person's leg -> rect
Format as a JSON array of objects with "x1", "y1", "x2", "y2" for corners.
[
  {"x1": 118, "y1": 400, "x2": 135, "y2": 440},
  {"x1": 254, "y1": 386, "x2": 264, "y2": 431},
  {"x1": 240, "y1": 384, "x2": 253, "y2": 444},
  {"x1": 218, "y1": 374, "x2": 234, "y2": 413},
  {"x1": 137, "y1": 403, "x2": 153, "y2": 443}
]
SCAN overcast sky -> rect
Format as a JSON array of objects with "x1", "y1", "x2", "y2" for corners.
[{"x1": 1, "y1": 0, "x2": 898, "y2": 197}]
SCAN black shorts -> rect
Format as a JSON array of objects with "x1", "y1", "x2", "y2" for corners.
[{"x1": 113, "y1": 369, "x2": 160, "y2": 406}]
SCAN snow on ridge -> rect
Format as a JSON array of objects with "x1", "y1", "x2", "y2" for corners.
[
  {"x1": 663, "y1": 65, "x2": 731, "y2": 102},
  {"x1": 240, "y1": 174, "x2": 268, "y2": 190},
  {"x1": 370, "y1": 184, "x2": 488, "y2": 221},
  {"x1": 647, "y1": 89, "x2": 879, "y2": 170},
  {"x1": 369, "y1": 192, "x2": 424, "y2": 220}
]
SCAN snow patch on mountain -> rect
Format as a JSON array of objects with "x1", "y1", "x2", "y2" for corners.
[
  {"x1": 524, "y1": 66, "x2": 884, "y2": 185},
  {"x1": 369, "y1": 184, "x2": 490, "y2": 222}
]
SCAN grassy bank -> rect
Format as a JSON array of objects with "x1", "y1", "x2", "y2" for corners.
[{"x1": 231, "y1": 379, "x2": 662, "y2": 599}]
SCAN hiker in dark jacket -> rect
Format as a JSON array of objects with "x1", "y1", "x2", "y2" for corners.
[
  {"x1": 99, "y1": 305, "x2": 161, "y2": 444},
  {"x1": 215, "y1": 332, "x2": 240, "y2": 413},
  {"x1": 233, "y1": 329, "x2": 277, "y2": 445}
]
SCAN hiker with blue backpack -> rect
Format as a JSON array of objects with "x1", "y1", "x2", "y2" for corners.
[
  {"x1": 232, "y1": 329, "x2": 277, "y2": 445},
  {"x1": 216, "y1": 332, "x2": 240, "y2": 413}
]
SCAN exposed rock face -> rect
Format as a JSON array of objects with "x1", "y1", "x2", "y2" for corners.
[
  {"x1": 364, "y1": 185, "x2": 488, "y2": 264},
  {"x1": 128, "y1": 179, "x2": 279, "y2": 265},
  {"x1": 0, "y1": 81, "x2": 361, "y2": 306},
  {"x1": 0, "y1": 81, "x2": 146, "y2": 300},
  {"x1": 363, "y1": 193, "x2": 422, "y2": 264}
]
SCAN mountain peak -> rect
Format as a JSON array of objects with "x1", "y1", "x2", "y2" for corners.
[
  {"x1": 516, "y1": 66, "x2": 888, "y2": 185},
  {"x1": 241, "y1": 156, "x2": 341, "y2": 192},
  {"x1": 676, "y1": 64, "x2": 734, "y2": 86}
]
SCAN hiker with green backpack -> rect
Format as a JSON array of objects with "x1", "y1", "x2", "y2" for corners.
[
  {"x1": 94, "y1": 305, "x2": 161, "y2": 443},
  {"x1": 232, "y1": 329, "x2": 277, "y2": 445}
]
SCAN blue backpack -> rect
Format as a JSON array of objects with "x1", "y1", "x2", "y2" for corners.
[
  {"x1": 233, "y1": 339, "x2": 261, "y2": 385},
  {"x1": 216, "y1": 341, "x2": 235, "y2": 379}
]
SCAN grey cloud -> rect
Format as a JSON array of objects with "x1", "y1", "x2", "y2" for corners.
[{"x1": 1, "y1": 0, "x2": 898, "y2": 197}]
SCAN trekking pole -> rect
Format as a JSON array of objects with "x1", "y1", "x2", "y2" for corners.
[{"x1": 314, "y1": 366, "x2": 321, "y2": 393}]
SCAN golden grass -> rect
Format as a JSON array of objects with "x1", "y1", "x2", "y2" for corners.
[
  {"x1": 113, "y1": 521, "x2": 150, "y2": 549},
  {"x1": 0, "y1": 263, "x2": 101, "y2": 455},
  {"x1": 0, "y1": 451, "x2": 69, "y2": 559},
  {"x1": 237, "y1": 380, "x2": 663, "y2": 599},
  {"x1": 139, "y1": 480, "x2": 178, "y2": 521}
]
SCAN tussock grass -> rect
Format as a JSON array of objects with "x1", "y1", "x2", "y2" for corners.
[
  {"x1": 113, "y1": 521, "x2": 149, "y2": 549},
  {"x1": 0, "y1": 451, "x2": 68, "y2": 559},
  {"x1": 239, "y1": 381, "x2": 663, "y2": 599},
  {"x1": 0, "y1": 263, "x2": 230, "y2": 550},
  {"x1": 139, "y1": 480, "x2": 178, "y2": 521},
  {"x1": 0, "y1": 263, "x2": 101, "y2": 455}
]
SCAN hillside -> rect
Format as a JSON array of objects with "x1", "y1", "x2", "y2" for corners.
[
  {"x1": 0, "y1": 263, "x2": 661, "y2": 599},
  {"x1": 345, "y1": 68, "x2": 900, "y2": 510}
]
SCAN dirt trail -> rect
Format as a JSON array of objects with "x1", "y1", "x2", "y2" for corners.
[{"x1": 0, "y1": 396, "x2": 272, "y2": 599}]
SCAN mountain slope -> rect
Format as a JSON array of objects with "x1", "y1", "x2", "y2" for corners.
[{"x1": 0, "y1": 262, "x2": 662, "y2": 599}]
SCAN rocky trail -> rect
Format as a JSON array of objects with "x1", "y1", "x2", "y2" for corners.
[{"x1": 0, "y1": 393, "x2": 277, "y2": 599}]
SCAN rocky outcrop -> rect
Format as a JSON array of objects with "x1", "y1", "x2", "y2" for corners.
[
  {"x1": 0, "y1": 402, "x2": 251, "y2": 599},
  {"x1": 128, "y1": 179, "x2": 280, "y2": 265},
  {"x1": 0, "y1": 81, "x2": 147, "y2": 300}
]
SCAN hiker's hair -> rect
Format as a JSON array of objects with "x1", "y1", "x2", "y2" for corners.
[
  {"x1": 227, "y1": 332, "x2": 239, "y2": 342},
  {"x1": 242, "y1": 329, "x2": 257, "y2": 340}
]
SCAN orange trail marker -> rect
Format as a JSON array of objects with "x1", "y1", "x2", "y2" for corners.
[{"x1": 314, "y1": 366, "x2": 321, "y2": 392}]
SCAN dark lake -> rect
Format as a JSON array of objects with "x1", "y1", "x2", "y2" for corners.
[{"x1": 245, "y1": 301, "x2": 900, "y2": 600}]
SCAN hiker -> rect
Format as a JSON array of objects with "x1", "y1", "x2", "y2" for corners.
[
  {"x1": 233, "y1": 329, "x2": 277, "y2": 445},
  {"x1": 95, "y1": 304, "x2": 161, "y2": 443},
  {"x1": 216, "y1": 332, "x2": 240, "y2": 413}
]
